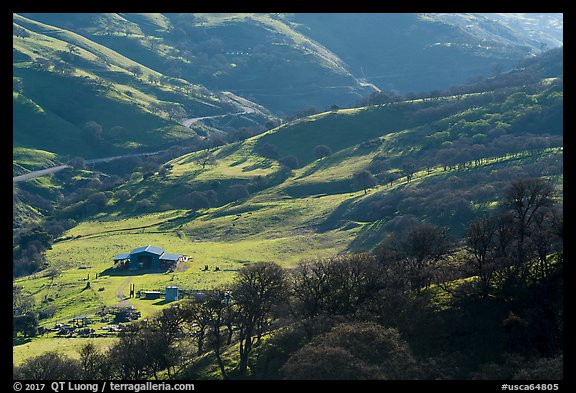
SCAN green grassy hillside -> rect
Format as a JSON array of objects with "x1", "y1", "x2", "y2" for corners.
[
  {"x1": 290, "y1": 13, "x2": 560, "y2": 93},
  {"x1": 16, "y1": 69, "x2": 561, "y2": 318},
  {"x1": 13, "y1": 13, "x2": 278, "y2": 229},
  {"x1": 17, "y1": 13, "x2": 373, "y2": 115},
  {"x1": 19, "y1": 13, "x2": 559, "y2": 116},
  {"x1": 13, "y1": 44, "x2": 563, "y2": 367},
  {"x1": 13, "y1": 13, "x2": 274, "y2": 163}
]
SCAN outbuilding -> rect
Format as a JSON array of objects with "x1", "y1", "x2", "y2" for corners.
[
  {"x1": 112, "y1": 253, "x2": 130, "y2": 267},
  {"x1": 159, "y1": 253, "x2": 182, "y2": 269},
  {"x1": 165, "y1": 286, "x2": 179, "y2": 302},
  {"x1": 112, "y1": 245, "x2": 183, "y2": 271}
]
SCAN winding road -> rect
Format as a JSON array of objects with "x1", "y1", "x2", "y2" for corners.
[
  {"x1": 14, "y1": 101, "x2": 259, "y2": 183},
  {"x1": 13, "y1": 165, "x2": 71, "y2": 183},
  {"x1": 13, "y1": 151, "x2": 162, "y2": 183},
  {"x1": 13, "y1": 111, "x2": 252, "y2": 183},
  {"x1": 180, "y1": 106, "x2": 256, "y2": 128}
]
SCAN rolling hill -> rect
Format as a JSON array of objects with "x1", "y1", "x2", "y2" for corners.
[
  {"x1": 13, "y1": 49, "x2": 562, "y2": 360},
  {"x1": 16, "y1": 13, "x2": 562, "y2": 118},
  {"x1": 13, "y1": 12, "x2": 562, "y2": 174},
  {"x1": 277, "y1": 13, "x2": 562, "y2": 94},
  {"x1": 16, "y1": 13, "x2": 373, "y2": 117},
  {"x1": 12, "y1": 15, "x2": 563, "y2": 375},
  {"x1": 13, "y1": 13, "x2": 276, "y2": 166}
]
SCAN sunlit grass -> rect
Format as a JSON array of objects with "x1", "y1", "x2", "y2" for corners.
[
  {"x1": 13, "y1": 147, "x2": 59, "y2": 170},
  {"x1": 13, "y1": 337, "x2": 118, "y2": 366}
]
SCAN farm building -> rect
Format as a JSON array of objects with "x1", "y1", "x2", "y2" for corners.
[
  {"x1": 165, "y1": 286, "x2": 179, "y2": 302},
  {"x1": 113, "y1": 245, "x2": 183, "y2": 270}
]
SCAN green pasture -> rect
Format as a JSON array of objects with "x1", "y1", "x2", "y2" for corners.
[
  {"x1": 169, "y1": 140, "x2": 280, "y2": 182},
  {"x1": 16, "y1": 182, "x2": 364, "y2": 336},
  {"x1": 13, "y1": 337, "x2": 118, "y2": 366}
]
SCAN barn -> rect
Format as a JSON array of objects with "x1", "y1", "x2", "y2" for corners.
[
  {"x1": 113, "y1": 245, "x2": 183, "y2": 270},
  {"x1": 129, "y1": 245, "x2": 164, "y2": 269}
]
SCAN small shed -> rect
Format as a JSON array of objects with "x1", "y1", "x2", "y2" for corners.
[
  {"x1": 73, "y1": 316, "x2": 88, "y2": 327},
  {"x1": 165, "y1": 286, "x2": 179, "y2": 302}
]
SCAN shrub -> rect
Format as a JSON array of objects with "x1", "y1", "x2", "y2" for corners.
[
  {"x1": 313, "y1": 145, "x2": 332, "y2": 159},
  {"x1": 279, "y1": 155, "x2": 299, "y2": 169},
  {"x1": 256, "y1": 143, "x2": 279, "y2": 158},
  {"x1": 225, "y1": 184, "x2": 250, "y2": 201},
  {"x1": 135, "y1": 199, "x2": 153, "y2": 212},
  {"x1": 281, "y1": 322, "x2": 419, "y2": 380},
  {"x1": 114, "y1": 190, "x2": 131, "y2": 200},
  {"x1": 13, "y1": 352, "x2": 81, "y2": 380}
]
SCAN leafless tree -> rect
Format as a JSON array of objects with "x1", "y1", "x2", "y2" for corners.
[
  {"x1": 501, "y1": 178, "x2": 557, "y2": 279},
  {"x1": 231, "y1": 262, "x2": 288, "y2": 376},
  {"x1": 465, "y1": 216, "x2": 499, "y2": 297}
]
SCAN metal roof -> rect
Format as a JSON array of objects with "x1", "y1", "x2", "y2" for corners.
[
  {"x1": 113, "y1": 253, "x2": 131, "y2": 261},
  {"x1": 130, "y1": 245, "x2": 165, "y2": 255},
  {"x1": 160, "y1": 253, "x2": 182, "y2": 261}
]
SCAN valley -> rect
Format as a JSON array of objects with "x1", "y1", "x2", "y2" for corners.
[{"x1": 13, "y1": 13, "x2": 563, "y2": 382}]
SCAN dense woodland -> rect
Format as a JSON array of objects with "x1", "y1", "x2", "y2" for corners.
[{"x1": 14, "y1": 177, "x2": 563, "y2": 380}]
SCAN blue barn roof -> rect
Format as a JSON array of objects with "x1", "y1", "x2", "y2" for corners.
[
  {"x1": 160, "y1": 253, "x2": 182, "y2": 261},
  {"x1": 130, "y1": 245, "x2": 165, "y2": 255},
  {"x1": 113, "y1": 253, "x2": 131, "y2": 261}
]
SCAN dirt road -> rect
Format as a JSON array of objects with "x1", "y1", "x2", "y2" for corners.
[{"x1": 115, "y1": 277, "x2": 132, "y2": 307}]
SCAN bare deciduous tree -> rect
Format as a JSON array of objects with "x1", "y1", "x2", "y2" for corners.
[{"x1": 232, "y1": 262, "x2": 287, "y2": 376}]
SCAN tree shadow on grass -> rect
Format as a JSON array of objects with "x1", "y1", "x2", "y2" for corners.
[{"x1": 13, "y1": 337, "x2": 32, "y2": 347}]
